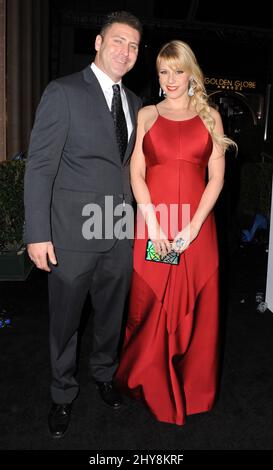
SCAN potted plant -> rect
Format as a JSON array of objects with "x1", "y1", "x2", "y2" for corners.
[{"x1": 0, "y1": 159, "x2": 33, "y2": 281}]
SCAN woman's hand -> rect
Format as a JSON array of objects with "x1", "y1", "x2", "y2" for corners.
[
  {"x1": 148, "y1": 224, "x2": 172, "y2": 257},
  {"x1": 172, "y1": 222, "x2": 200, "y2": 254}
]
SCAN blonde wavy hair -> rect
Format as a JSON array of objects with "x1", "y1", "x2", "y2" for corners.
[{"x1": 156, "y1": 40, "x2": 237, "y2": 153}]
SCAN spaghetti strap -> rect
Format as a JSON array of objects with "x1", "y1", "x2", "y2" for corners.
[{"x1": 155, "y1": 104, "x2": 160, "y2": 116}]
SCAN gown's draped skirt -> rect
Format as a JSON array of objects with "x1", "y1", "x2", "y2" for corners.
[{"x1": 115, "y1": 115, "x2": 219, "y2": 425}]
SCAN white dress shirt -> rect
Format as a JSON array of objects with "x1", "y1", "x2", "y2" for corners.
[{"x1": 91, "y1": 62, "x2": 133, "y2": 140}]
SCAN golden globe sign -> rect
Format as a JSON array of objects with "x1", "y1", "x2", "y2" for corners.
[{"x1": 205, "y1": 77, "x2": 256, "y2": 91}]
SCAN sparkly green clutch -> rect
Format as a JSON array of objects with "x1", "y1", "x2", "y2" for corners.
[{"x1": 145, "y1": 239, "x2": 180, "y2": 265}]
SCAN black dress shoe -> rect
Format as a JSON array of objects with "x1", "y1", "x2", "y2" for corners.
[
  {"x1": 48, "y1": 403, "x2": 72, "y2": 439},
  {"x1": 96, "y1": 381, "x2": 123, "y2": 409}
]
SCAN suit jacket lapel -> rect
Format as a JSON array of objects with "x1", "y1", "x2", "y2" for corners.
[
  {"x1": 82, "y1": 66, "x2": 112, "y2": 123},
  {"x1": 123, "y1": 87, "x2": 138, "y2": 165},
  {"x1": 82, "y1": 67, "x2": 122, "y2": 164},
  {"x1": 82, "y1": 66, "x2": 139, "y2": 167}
]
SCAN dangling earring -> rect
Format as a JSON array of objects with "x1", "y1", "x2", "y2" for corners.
[
  {"x1": 158, "y1": 86, "x2": 166, "y2": 98},
  {"x1": 188, "y1": 78, "x2": 195, "y2": 97}
]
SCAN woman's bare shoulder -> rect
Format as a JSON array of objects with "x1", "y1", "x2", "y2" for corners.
[{"x1": 138, "y1": 105, "x2": 158, "y2": 121}]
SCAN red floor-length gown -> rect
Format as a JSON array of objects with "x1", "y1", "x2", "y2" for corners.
[{"x1": 115, "y1": 113, "x2": 219, "y2": 425}]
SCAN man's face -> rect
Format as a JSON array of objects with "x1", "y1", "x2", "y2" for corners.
[{"x1": 94, "y1": 23, "x2": 140, "y2": 82}]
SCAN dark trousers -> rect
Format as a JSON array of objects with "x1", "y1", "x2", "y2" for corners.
[{"x1": 48, "y1": 239, "x2": 132, "y2": 404}]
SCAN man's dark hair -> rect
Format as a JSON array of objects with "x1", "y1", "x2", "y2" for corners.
[{"x1": 100, "y1": 11, "x2": 142, "y2": 37}]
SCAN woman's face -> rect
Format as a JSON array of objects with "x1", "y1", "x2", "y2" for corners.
[{"x1": 158, "y1": 59, "x2": 191, "y2": 99}]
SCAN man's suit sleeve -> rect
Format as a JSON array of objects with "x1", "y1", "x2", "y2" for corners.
[{"x1": 24, "y1": 80, "x2": 69, "y2": 244}]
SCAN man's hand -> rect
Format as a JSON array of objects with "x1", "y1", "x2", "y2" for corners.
[{"x1": 27, "y1": 242, "x2": 57, "y2": 272}]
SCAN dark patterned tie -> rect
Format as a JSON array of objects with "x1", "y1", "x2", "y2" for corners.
[{"x1": 111, "y1": 84, "x2": 128, "y2": 161}]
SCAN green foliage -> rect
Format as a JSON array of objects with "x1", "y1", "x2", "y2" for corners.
[{"x1": 0, "y1": 161, "x2": 25, "y2": 251}]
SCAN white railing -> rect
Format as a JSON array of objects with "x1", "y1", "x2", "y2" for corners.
[{"x1": 266, "y1": 176, "x2": 273, "y2": 312}]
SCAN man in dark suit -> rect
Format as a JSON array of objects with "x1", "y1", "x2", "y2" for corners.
[{"x1": 24, "y1": 11, "x2": 142, "y2": 438}]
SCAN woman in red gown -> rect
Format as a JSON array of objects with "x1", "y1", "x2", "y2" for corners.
[{"x1": 115, "y1": 40, "x2": 236, "y2": 425}]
